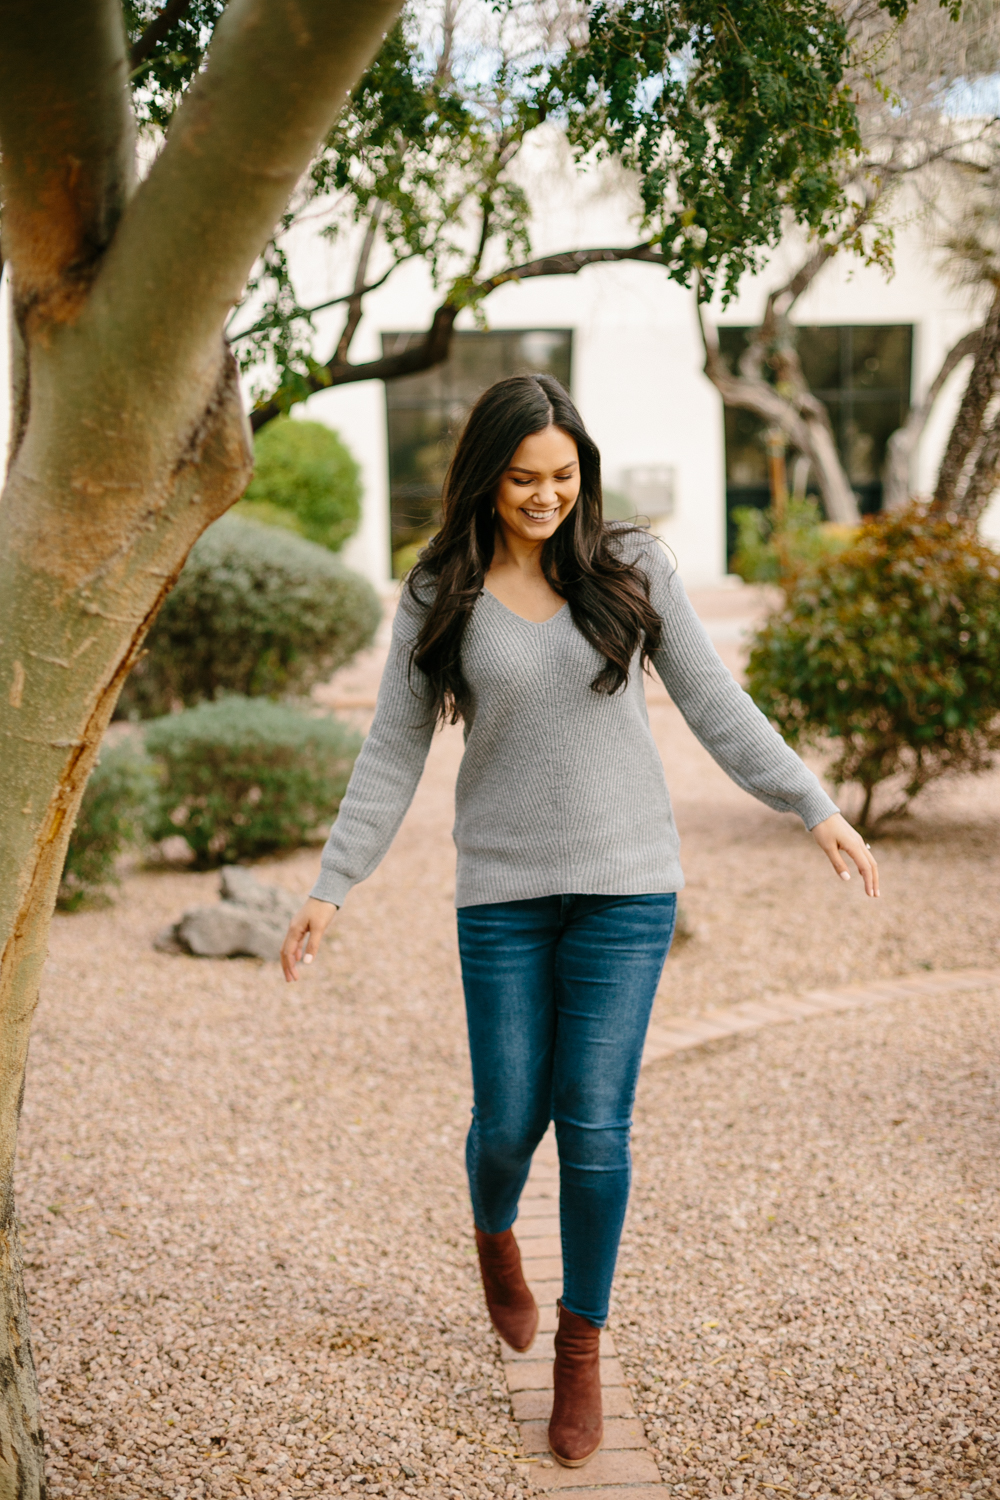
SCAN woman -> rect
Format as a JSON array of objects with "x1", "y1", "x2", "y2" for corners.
[{"x1": 281, "y1": 375, "x2": 878, "y2": 1469}]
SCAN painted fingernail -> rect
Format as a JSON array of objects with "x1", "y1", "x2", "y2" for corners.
[
  {"x1": 840, "y1": 871, "x2": 851, "y2": 881},
  {"x1": 304, "y1": 954, "x2": 313, "y2": 964}
]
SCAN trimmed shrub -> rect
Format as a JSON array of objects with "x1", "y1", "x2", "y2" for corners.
[
  {"x1": 58, "y1": 739, "x2": 155, "y2": 910},
  {"x1": 746, "y1": 504, "x2": 1000, "y2": 827},
  {"x1": 235, "y1": 417, "x2": 362, "y2": 551},
  {"x1": 731, "y1": 497, "x2": 854, "y2": 585},
  {"x1": 118, "y1": 514, "x2": 380, "y2": 718},
  {"x1": 145, "y1": 696, "x2": 362, "y2": 866}
]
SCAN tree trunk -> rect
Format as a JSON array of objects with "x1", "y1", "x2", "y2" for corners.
[
  {"x1": 883, "y1": 329, "x2": 981, "y2": 510},
  {"x1": 0, "y1": 1205, "x2": 44, "y2": 1497},
  {"x1": 757, "y1": 307, "x2": 860, "y2": 526},
  {"x1": 799, "y1": 403, "x2": 862, "y2": 524},
  {"x1": 698, "y1": 274, "x2": 861, "y2": 527},
  {"x1": 0, "y1": 357, "x2": 253, "y2": 1494},
  {"x1": 954, "y1": 403, "x2": 1000, "y2": 520},
  {"x1": 0, "y1": 2, "x2": 403, "y2": 1491},
  {"x1": 932, "y1": 286, "x2": 1000, "y2": 512}
]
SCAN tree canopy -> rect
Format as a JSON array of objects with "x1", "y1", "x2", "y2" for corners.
[
  {"x1": 123, "y1": 0, "x2": 928, "y2": 426},
  {"x1": 695, "y1": 0, "x2": 1000, "y2": 525}
]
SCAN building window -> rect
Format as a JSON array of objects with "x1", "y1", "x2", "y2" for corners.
[
  {"x1": 383, "y1": 328, "x2": 573, "y2": 571},
  {"x1": 719, "y1": 324, "x2": 913, "y2": 550}
]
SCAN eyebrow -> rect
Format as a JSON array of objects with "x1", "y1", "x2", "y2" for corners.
[{"x1": 507, "y1": 461, "x2": 578, "y2": 473}]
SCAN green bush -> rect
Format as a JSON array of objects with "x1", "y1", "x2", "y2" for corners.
[
  {"x1": 746, "y1": 504, "x2": 1000, "y2": 827},
  {"x1": 731, "y1": 497, "x2": 854, "y2": 585},
  {"x1": 58, "y1": 739, "x2": 155, "y2": 910},
  {"x1": 118, "y1": 514, "x2": 380, "y2": 718},
  {"x1": 145, "y1": 696, "x2": 362, "y2": 866},
  {"x1": 235, "y1": 417, "x2": 362, "y2": 551}
]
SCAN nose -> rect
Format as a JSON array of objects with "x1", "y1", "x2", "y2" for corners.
[{"x1": 532, "y1": 479, "x2": 560, "y2": 507}]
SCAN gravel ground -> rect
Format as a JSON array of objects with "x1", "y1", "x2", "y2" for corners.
[
  {"x1": 23, "y1": 733, "x2": 528, "y2": 1500},
  {"x1": 17, "y1": 581, "x2": 1000, "y2": 1497},
  {"x1": 615, "y1": 986, "x2": 1000, "y2": 1500}
]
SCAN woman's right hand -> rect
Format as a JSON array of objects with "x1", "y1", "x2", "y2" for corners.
[{"x1": 281, "y1": 897, "x2": 338, "y2": 983}]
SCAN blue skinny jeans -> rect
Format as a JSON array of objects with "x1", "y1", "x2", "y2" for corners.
[{"x1": 457, "y1": 892, "x2": 676, "y2": 1327}]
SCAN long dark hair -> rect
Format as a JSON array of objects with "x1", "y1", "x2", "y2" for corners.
[{"x1": 408, "y1": 373, "x2": 663, "y2": 723}]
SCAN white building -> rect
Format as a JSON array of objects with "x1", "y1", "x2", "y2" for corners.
[
  {"x1": 2, "y1": 152, "x2": 987, "y2": 591},
  {"x1": 296, "y1": 167, "x2": 997, "y2": 594}
]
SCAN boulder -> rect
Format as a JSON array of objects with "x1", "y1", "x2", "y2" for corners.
[
  {"x1": 154, "y1": 867, "x2": 300, "y2": 961},
  {"x1": 219, "y1": 865, "x2": 299, "y2": 924}
]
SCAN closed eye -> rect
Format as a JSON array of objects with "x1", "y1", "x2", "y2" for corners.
[{"x1": 512, "y1": 474, "x2": 575, "y2": 485}]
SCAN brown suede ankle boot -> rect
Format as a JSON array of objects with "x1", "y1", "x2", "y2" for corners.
[
  {"x1": 474, "y1": 1228, "x2": 539, "y2": 1353},
  {"x1": 548, "y1": 1300, "x2": 604, "y2": 1467}
]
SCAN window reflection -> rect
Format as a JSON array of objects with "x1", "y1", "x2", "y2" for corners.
[{"x1": 718, "y1": 325, "x2": 913, "y2": 554}]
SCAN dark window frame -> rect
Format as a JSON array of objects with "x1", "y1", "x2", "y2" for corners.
[{"x1": 718, "y1": 323, "x2": 913, "y2": 554}]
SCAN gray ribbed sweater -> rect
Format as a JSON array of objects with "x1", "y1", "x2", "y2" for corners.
[{"x1": 311, "y1": 535, "x2": 837, "y2": 909}]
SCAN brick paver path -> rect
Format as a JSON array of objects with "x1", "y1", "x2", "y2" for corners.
[
  {"x1": 508, "y1": 1134, "x2": 665, "y2": 1496},
  {"x1": 502, "y1": 964, "x2": 1000, "y2": 1494}
]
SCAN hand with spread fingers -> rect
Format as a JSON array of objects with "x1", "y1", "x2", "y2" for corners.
[
  {"x1": 810, "y1": 811, "x2": 880, "y2": 897},
  {"x1": 281, "y1": 896, "x2": 338, "y2": 983}
]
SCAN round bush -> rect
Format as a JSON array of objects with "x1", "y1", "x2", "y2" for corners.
[
  {"x1": 59, "y1": 738, "x2": 155, "y2": 910},
  {"x1": 145, "y1": 696, "x2": 362, "y2": 866},
  {"x1": 236, "y1": 417, "x2": 362, "y2": 551},
  {"x1": 118, "y1": 514, "x2": 381, "y2": 718},
  {"x1": 746, "y1": 504, "x2": 1000, "y2": 826}
]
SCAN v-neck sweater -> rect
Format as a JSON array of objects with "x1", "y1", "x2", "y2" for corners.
[{"x1": 311, "y1": 534, "x2": 838, "y2": 909}]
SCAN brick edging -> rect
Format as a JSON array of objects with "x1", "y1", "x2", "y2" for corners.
[
  {"x1": 499, "y1": 965, "x2": 1000, "y2": 1493},
  {"x1": 642, "y1": 965, "x2": 1000, "y2": 1067}
]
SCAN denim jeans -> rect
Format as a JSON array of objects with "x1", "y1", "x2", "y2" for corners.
[{"x1": 457, "y1": 892, "x2": 677, "y2": 1326}]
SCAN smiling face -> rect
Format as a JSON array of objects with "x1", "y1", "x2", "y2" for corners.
[{"x1": 493, "y1": 425, "x2": 581, "y2": 548}]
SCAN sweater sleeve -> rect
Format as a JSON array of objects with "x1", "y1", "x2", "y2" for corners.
[
  {"x1": 643, "y1": 544, "x2": 839, "y2": 830},
  {"x1": 310, "y1": 587, "x2": 437, "y2": 907}
]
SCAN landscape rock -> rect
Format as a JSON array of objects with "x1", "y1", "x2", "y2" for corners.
[
  {"x1": 151, "y1": 923, "x2": 187, "y2": 955},
  {"x1": 218, "y1": 864, "x2": 299, "y2": 924},
  {"x1": 154, "y1": 866, "x2": 300, "y2": 960}
]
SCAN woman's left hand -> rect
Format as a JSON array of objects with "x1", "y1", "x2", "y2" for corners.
[{"x1": 811, "y1": 812, "x2": 880, "y2": 897}]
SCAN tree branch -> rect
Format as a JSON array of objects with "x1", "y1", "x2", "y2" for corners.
[
  {"x1": 478, "y1": 242, "x2": 666, "y2": 295},
  {"x1": 762, "y1": 239, "x2": 841, "y2": 333},
  {"x1": 434, "y1": 0, "x2": 458, "y2": 87},
  {"x1": 697, "y1": 296, "x2": 814, "y2": 455},
  {"x1": 249, "y1": 241, "x2": 668, "y2": 431},
  {"x1": 716, "y1": 192, "x2": 888, "y2": 526},
  {"x1": 88, "y1": 0, "x2": 404, "y2": 434},
  {"x1": 698, "y1": 272, "x2": 861, "y2": 525},
  {"x1": 228, "y1": 255, "x2": 411, "y2": 343},
  {"x1": 468, "y1": 198, "x2": 493, "y2": 283},
  {"x1": 130, "y1": 0, "x2": 196, "y2": 69},
  {"x1": 742, "y1": 185, "x2": 883, "y2": 391},
  {"x1": 334, "y1": 202, "x2": 382, "y2": 366},
  {"x1": 0, "y1": 0, "x2": 135, "y2": 329},
  {"x1": 250, "y1": 302, "x2": 461, "y2": 430}
]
